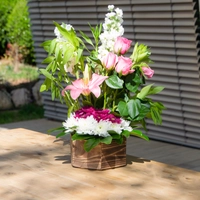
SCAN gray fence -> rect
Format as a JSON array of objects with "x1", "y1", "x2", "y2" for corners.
[{"x1": 28, "y1": 0, "x2": 200, "y2": 148}]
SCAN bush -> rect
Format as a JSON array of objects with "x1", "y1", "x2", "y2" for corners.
[
  {"x1": 0, "y1": 0, "x2": 17, "y2": 56},
  {"x1": 0, "y1": 0, "x2": 35, "y2": 65}
]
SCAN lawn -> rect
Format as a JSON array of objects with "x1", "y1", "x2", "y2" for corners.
[
  {"x1": 0, "y1": 60, "x2": 39, "y2": 86},
  {"x1": 0, "y1": 104, "x2": 44, "y2": 124}
]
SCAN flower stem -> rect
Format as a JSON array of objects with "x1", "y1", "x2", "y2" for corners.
[{"x1": 112, "y1": 90, "x2": 118, "y2": 112}]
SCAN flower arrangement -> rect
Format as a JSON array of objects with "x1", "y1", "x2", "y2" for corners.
[{"x1": 40, "y1": 5, "x2": 165, "y2": 152}]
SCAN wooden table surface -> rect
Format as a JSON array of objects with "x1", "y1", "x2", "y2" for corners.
[{"x1": 1, "y1": 128, "x2": 200, "y2": 200}]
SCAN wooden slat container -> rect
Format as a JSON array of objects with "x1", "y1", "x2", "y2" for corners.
[{"x1": 71, "y1": 139, "x2": 127, "y2": 170}]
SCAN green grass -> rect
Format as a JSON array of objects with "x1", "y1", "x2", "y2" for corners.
[
  {"x1": 0, "y1": 63, "x2": 39, "y2": 85},
  {"x1": 0, "y1": 104, "x2": 44, "y2": 124}
]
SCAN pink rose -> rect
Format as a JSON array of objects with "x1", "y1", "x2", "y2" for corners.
[
  {"x1": 101, "y1": 52, "x2": 118, "y2": 70},
  {"x1": 114, "y1": 37, "x2": 132, "y2": 55},
  {"x1": 115, "y1": 56, "x2": 134, "y2": 76},
  {"x1": 142, "y1": 67, "x2": 154, "y2": 78}
]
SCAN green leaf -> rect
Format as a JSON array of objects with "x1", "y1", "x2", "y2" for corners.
[
  {"x1": 62, "y1": 45, "x2": 74, "y2": 64},
  {"x1": 54, "y1": 21, "x2": 79, "y2": 47},
  {"x1": 105, "y1": 75, "x2": 124, "y2": 89},
  {"x1": 137, "y1": 84, "x2": 153, "y2": 100},
  {"x1": 42, "y1": 56, "x2": 55, "y2": 64},
  {"x1": 56, "y1": 131, "x2": 67, "y2": 138},
  {"x1": 100, "y1": 136, "x2": 112, "y2": 144},
  {"x1": 40, "y1": 84, "x2": 47, "y2": 92},
  {"x1": 55, "y1": 44, "x2": 62, "y2": 63},
  {"x1": 150, "y1": 106, "x2": 162, "y2": 125},
  {"x1": 108, "y1": 131, "x2": 121, "y2": 139},
  {"x1": 84, "y1": 138, "x2": 101, "y2": 152},
  {"x1": 41, "y1": 40, "x2": 51, "y2": 52},
  {"x1": 88, "y1": 56, "x2": 102, "y2": 65},
  {"x1": 122, "y1": 130, "x2": 131, "y2": 138},
  {"x1": 127, "y1": 99, "x2": 141, "y2": 119},
  {"x1": 71, "y1": 133, "x2": 92, "y2": 140},
  {"x1": 49, "y1": 38, "x2": 57, "y2": 55},
  {"x1": 79, "y1": 30, "x2": 94, "y2": 46},
  {"x1": 134, "y1": 101, "x2": 150, "y2": 121},
  {"x1": 48, "y1": 126, "x2": 65, "y2": 133},
  {"x1": 130, "y1": 130, "x2": 149, "y2": 141},
  {"x1": 40, "y1": 69, "x2": 55, "y2": 80},
  {"x1": 148, "y1": 86, "x2": 164, "y2": 95},
  {"x1": 125, "y1": 69, "x2": 144, "y2": 93},
  {"x1": 117, "y1": 101, "x2": 128, "y2": 117},
  {"x1": 51, "y1": 82, "x2": 56, "y2": 100}
]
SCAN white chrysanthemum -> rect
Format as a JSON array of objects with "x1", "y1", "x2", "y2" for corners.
[
  {"x1": 76, "y1": 116, "x2": 97, "y2": 135},
  {"x1": 63, "y1": 114, "x2": 78, "y2": 133},
  {"x1": 109, "y1": 123, "x2": 122, "y2": 134},
  {"x1": 120, "y1": 119, "x2": 132, "y2": 132},
  {"x1": 95, "y1": 120, "x2": 111, "y2": 137}
]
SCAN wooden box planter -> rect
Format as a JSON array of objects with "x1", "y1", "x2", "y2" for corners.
[{"x1": 71, "y1": 139, "x2": 127, "y2": 170}]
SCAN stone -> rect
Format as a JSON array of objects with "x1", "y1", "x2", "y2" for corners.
[
  {"x1": 0, "y1": 89, "x2": 13, "y2": 110},
  {"x1": 11, "y1": 88, "x2": 31, "y2": 108},
  {"x1": 32, "y1": 81, "x2": 43, "y2": 105}
]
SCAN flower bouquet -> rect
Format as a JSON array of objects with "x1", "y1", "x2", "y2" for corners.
[{"x1": 40, "y1": 5, "x2": 165, "y2": 169}]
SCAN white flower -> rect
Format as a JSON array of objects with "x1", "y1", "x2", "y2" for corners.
[
  {"x1": 76, "y1": 116, "x2": 97, "y2": 135},
  {"x1": 120, "y1": 119, "x2": 132, "y2": 132},
  {"x1": 95, "y1": 120, "x2": 111, "y2": 137},
  {"x1": 109, "y1": 123, "x2": 122, "y2": 134},
  {"x1": 98, "y1": 5, "x2": 124, "y2": 59},
  {"x1": 63, "y1": 114, "x2": 78, "y2": 133},
  {"x1": 115, "y1": 8, "x2": 123, "y2": 17},
  {"x1": 108, "y1": 5, "x2": 114, "y2": 11}
]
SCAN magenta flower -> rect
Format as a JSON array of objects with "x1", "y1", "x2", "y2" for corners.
[
  {"x1": 62, "y1": 74, "x2": 108, "y2": 100},
  {"x1": 115, "y1": 56, "x2": 134, "y2": 76},
  {"x1": 114, "y1": 37, "x2": 132, "y2": 55},
  {"x1": 142, "y1": 67, "x2": 154, "y2": 78},
  {"x1": 101, "y1": 52, "x2": 118, "y2": 70},
  {"x1": 75, "y1": 106, "x2": 121, "y2": 123}
]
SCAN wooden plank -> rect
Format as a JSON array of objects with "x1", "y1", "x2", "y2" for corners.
[{"x1": 0, "y1": 128, "x2": 200, "y2": 200}]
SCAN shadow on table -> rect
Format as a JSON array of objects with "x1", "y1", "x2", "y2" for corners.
[
  {"x1": 54, "y1": 155, "x2": 71, "y2": 164},
  {"x1": 126, "y1": 154, "x2": 151, "y2": 165},
  {"x1": 54, "y1": 154, "x2": 151, "y2": 165}
]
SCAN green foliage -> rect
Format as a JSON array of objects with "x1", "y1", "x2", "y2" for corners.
[
  {"x1": 0, "y1": 0, "x2": 17, "y2": 56},
  {"x1": 0, "y1": 104, "x2": 44, "y2": 124},
  {"x1": 0, "y1": 0, "x2": 35, "y2": 64}
]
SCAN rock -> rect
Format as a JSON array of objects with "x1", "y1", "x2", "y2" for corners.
[
  {"x1": 11, "y1": 88, "x2": 31, "y2": 108},
  {"x1": 0, "y1": 89, "x2": 13, "y2": 110},
  {"x1": 32, "y1": 81, "x2": 43, "y2": 105}
]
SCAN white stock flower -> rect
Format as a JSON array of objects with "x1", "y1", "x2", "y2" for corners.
[
  {"x1": 115, "y1": 8, "x2": 123, "y2": 17},
  {"x1": 108, "y1": 5, "x2": 114, "y2": 11},
  {"x1": 98, "y1": 5, "x2": 124, "y2": 59}
]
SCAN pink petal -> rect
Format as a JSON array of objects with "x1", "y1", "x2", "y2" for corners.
[
  {"x1": 90, "y1": 86, "x2": 101, "y2": 98},
  {"x1": 89, "y1": 74, "x2": 108, "y2": 87},
  {"x1": 62, "y1": 79, "x2": 85, "y2": 100},
  {"x1": 89, "y1": 74, "x2": 108, "y2": 98}
]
